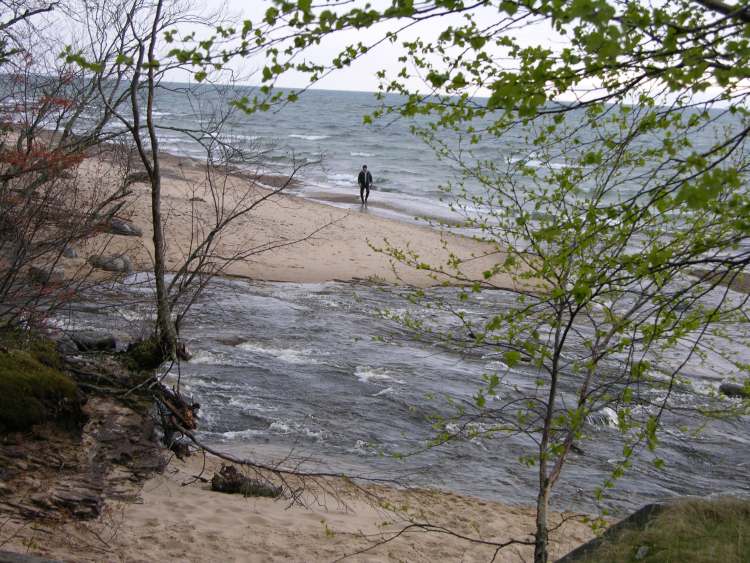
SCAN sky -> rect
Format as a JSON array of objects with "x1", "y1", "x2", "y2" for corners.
[{"x1": 215, "y1": 0, "x2": 564, "y2": 94}]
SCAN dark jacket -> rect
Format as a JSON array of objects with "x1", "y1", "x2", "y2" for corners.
[{"x1": 358, "y1": 169, "x2": 373, "y2": 187}]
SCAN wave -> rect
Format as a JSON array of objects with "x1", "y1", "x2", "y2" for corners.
[
  {"x1": 289, "y1": 134, "x2": 329, "y2": 141},
  {"x1": 372, "y1": 386, "x2": 394, "y2": 397},
  {"x1": 189, "y1": 350, "x2": 245, "y2": 367},
  {"x1": 355, "y1": 366, "x2": 404, "y2": 385},
  {"x1": 237, "y1": 341, "x2": 320, "y2": 364},
  {"x1": 586, "y1": 406, "x2": 618, "y2": 427},
  {"x1": 350, "y1": 152, "x2": 375, "y2": 157},
  {"x1": 269, "y1": 420, "x2": 326, "y2": 441}
]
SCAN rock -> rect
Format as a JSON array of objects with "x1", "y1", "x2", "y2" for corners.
[
  {"x1": 634, "y1": 545, "x2": 650, "y2": 560},
  {"x1": 107, "y1": 218, "x2": 142, "y2": 237},
  {"x1": 28, "y1": 265, "x2": 65, "y2": 285},
  {"x1": 211, "y1": 464, "x2": 282, "y2": 498},
  {"x1": 70, "y1": 331, "x2": 116, "y2": 352},
  {"x1": 52, "y1": 333, "x2": 79, "y2": 356},
  {"x1": 719, "y1": 382, "x2": 749, "y2": 398},
  {"x1": 62, "y1": 245, "x2": 77, "y2": 258},
  {"x1": 124, "y1": 171, "x2": 150, "y2": 186},
  {"x1": 88, "y1": 254, "x2": 132, "y2": 273}
]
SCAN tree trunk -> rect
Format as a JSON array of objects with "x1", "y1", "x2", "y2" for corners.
[
  {"x1": 145, "y1": 0, "x2": 176, "y2": 360},
  {"x1": 534, "y1": 481, "x2": 550, "y2": 563}
]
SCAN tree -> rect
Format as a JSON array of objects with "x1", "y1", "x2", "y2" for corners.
[
  {"x1": 0, "y1": 0, "x2": 137, "y2": 329},
  {"x1": 56, "y1": 0, "x2": 321, "y2": 363},
  {"x1": 168, "y1": 1, "x2": 750, "y2": 560}
]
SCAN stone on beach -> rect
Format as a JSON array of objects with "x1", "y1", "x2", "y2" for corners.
[
  {"x1": 70, "y1": 331, "x2": 117, "y2": 352},
  {"x1": 106, "y1": 218, "x2": 143, "y2": 237},
  {"x1": 88, "y1": 254, "x2": 132, "y2": 273}
]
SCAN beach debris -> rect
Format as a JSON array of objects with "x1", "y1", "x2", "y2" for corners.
[
  {"x1": 87, "y1": 253, "x2": 132, "y2": 273},
  {"x1": 210, "y1": 464, "x2": 282, "y2": 498}
]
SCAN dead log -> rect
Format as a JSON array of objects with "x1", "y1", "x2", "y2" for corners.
[{"x1": 210, "y1": 464, "x2": 282, "y2": 498}]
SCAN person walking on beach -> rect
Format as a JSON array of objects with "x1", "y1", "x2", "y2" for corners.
[{"x1": 358, "y1": 164, "x2": 373, "y2": 204}]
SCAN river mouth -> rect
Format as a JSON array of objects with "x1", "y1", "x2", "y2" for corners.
[{"x1": 55, "y1": 276, "x2": 750, "y2": 515}]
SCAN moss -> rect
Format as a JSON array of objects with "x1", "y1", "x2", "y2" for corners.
[
  {"x1": 0, "y1": 349, "x2": 82, "y2": 432},
  {"x1": 582, "y1": 497, "x2": 750, "y2": 563},
  {"x1": 123, "y1": 337, "x2": 167, "y2": 371},
  {"x1": 0, "y1": 329, "x2": 64, "y2": 370}
]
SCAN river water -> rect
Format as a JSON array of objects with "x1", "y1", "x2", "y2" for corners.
[{"x1": 54, "y1": 275, "x2": 750, "y2": 515}]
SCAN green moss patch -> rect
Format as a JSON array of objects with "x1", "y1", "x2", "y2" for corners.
[
  {"x1": 0, "y1": 348, "x2": 82, "y2": 432},
  {"x1": 581, "y1": 497, "x2": 750, "y2": 563},
  {"x1": 123, "y1": 337, "x2": 167, "y2": 371}
]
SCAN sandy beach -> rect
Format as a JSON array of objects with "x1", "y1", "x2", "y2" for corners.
[
  {"x1": 2, "y1": 452, "x2": 593, "y2": 562},
  {"x1": 70, "y1": 151, "x2": 519, "y2": 290}
]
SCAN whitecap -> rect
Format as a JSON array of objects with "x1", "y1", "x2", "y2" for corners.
[
  {"x1": 269, "y1": 420, "x2": 325, "y2": 441},
  {"x1": 355, "y1": 366, "x2": 404, "y2": 385},
  {"x1": 586, "y1": 407, "x2": 618, "y2": 427},
  {"x1": 350, "y1": 152, "x2": 374, "y2": 157},
  {"x1": 228, "y1": 397, "x2": 279, "y2": 413},
  {"x1": 189, "y1": 350, "x2": 244, "y2": 367},
  {"x1": 288, "y1": 134, "x2": 329, "y2": 141},
  {"x1": 372, "y1": 387, "x2": 394, "y2": 397},
  {"x1": 220, "y1": 428, "x2": 266, "y2": 440},
  {"x1": 269, "y1": 421, "x2": 291, "y2": 433},
  {"x1": 237, "y1": 341, "x2": 319, "y2": 365}
]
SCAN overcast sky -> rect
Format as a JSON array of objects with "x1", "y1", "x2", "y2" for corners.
[{"x1": 218, "y1": 0, "x2": 563, "y2": 94}]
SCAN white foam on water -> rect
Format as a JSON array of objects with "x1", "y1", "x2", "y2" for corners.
[
  {"x1": 220, "y1": 428, "x2": 266, "y2": 440},
  {"x1": 189, "y1": 350, "x2": 244, "y2": 367},
  {"x1": 269, "y1": 420, "x2": 325, "y2": 441},
  {"x1": 372, "y1": 387, "x2": 394, "y2": 397},
  {"x1": 228, "y1": 397, "x2": 279, "y2": 413},
  {"x1": 237, "y1": 341, "x2": 319, "y2": 365},
  {"x1": 355, "y1": 366, "x2": 404, "y2": 385},
  {"x1": 350, "y1": 152, "x2": 374, "y2": 157},
  {"x1": 288, "y1": 134, "x2": 329, "y2": 141},
  {"x1": 586, "y1": 406, "x2": 619, "y2": 427},
  {"x1": 269, "y1": 421, "x2": 291, "y2": 433},
  {"x1": 350, "y1": 439, "x2": 372, "y2": 456}
]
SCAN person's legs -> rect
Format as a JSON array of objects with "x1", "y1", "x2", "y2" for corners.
[
  {"x1": 365, "y1": 185, "x2": 370, "y2": 203},
  {"x1": 360, "y1": 184, "x2": 365, "y2": 204}
]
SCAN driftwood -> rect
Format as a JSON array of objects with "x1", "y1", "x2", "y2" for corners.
[{"x1": 210, "y1": 464, "x2": 282, "y2": 498}]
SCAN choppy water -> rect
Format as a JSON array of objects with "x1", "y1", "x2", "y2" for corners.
[
  {"x1": 56, "y1": 277, "x2": 750, "y2": 515},
  {"x1": 69, "y1": 85, "x2": 747, "y2": 228}
]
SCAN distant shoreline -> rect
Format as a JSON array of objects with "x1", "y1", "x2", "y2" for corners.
[{"x1": 78, "y1": 147, "x2": 519, "y2": 290}]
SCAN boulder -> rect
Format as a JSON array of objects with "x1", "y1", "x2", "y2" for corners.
[
  {"x1": 70, "y1": 331, "x2": 116, "y2": 352},
  {"x1": 107, "y1": 218, "x2": 142, "y2": 237},
  {"x1": 88, "y1": 254, "x2": 132, "y2": 273},
  {"x1": 719, "y1": 382, "x2": 749, "y2": 399},
  {"x1": 28, "y1": 265, "x2": 65, "y2": 285},
  {"x1": 62, "y1": 245, "x2": 77, "y2": 258}
]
